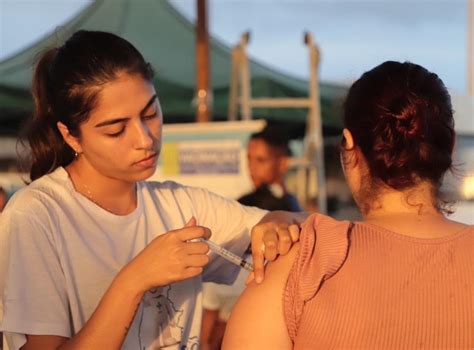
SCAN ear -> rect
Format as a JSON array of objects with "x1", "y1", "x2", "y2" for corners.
[
  {"x1": 342, "y1": 128, "x2": 355, "y2": 150},
  {"x1": 57, "y1": 122, "x2": 82, "y2": 154},
  {"x1": 340, "y1": 128, "x2": 358, "y2": 172}
]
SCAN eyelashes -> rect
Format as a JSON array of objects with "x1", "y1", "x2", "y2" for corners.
[
  {"x1": 105, "y1": 113, "x2": 158, "y2": 138},
  {"x1": 107, "y1": 129, "x2": 125, "y2": 137}
]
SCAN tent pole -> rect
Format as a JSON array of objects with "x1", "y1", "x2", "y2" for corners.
[
  {"x1": 196, "y1": 0, "x2": 211, "y2": 122},
  {"x1": 468, "y1": 0, "x2": 474, "y2": 96}
]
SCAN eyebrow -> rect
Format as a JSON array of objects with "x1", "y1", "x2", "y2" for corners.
[{"x1": 94, "y1": 94, "x2": 158, "y2": 128}]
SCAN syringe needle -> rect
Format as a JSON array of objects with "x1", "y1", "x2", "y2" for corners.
[{"x1": 199, "y1": 238, "x2": 254, "y2": 272}]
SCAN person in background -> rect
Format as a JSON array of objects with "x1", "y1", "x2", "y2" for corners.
[
  {"x1": 201, "y1": 126, "x2": 303, "y2": 349},
  {"x1": 238, "y1": 127, "x2": 302, "y2": 211},
  {"x1": 0, "y1": 187, "x2": 5, "y2": 350},
  {"x1": 0, "y1": 187, "x2": 7, "y2": 213},
  {"x1": 223, "y1": 61, "x2": 473, "y2": 349},
  {"x1": 0, "y1": 30, "x2": 306, "y2": 350}
]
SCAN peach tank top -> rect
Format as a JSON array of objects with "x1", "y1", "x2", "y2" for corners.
[{"x1": 284, "y1": 214, "x2": 474, "y2": 348}]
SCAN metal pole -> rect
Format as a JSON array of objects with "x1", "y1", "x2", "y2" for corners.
[
  {"x1": 196, "y1": 0, "x2": 211, "y2": 122},
  {"x1": 468, "y1": 0, "x2": 474, "y2": 96},
  {"x1": 305, "y1": 32, "x2": 327, "y2": 214}
]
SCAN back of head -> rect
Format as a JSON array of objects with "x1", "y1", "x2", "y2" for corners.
[
  {"x1": 25, "y1": 30, "x2": 154, "y2": 181},
  {"x1": 343, "y1": 61, "x2": 455, "y2": 196}
]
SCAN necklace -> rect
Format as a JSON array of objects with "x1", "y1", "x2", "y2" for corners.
[
  {"x1": 69, "y1": 166, "x2": 113, "y2": 212},
  {"x1": 69, "y1": 165, "x2": 137, "y2": 214},
  {"x1": 80, "y1": 181, "x2": 114, "y2": 212}
]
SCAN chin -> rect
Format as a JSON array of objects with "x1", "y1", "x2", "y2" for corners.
[
  {"x1": 123, "y1": 166, "x2": 156, "y2": 183},
  {"x1": 137, "y1": 167, "x2": 157, "y2": 181}
]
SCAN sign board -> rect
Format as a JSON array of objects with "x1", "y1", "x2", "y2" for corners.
[{"x1": 150, "y1": 119, "x2": 266, "y2": 199}]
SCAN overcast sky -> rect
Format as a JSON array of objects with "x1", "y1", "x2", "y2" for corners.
[{"x1": 0, "y1": 0, "x2": 470, "y2": 93}]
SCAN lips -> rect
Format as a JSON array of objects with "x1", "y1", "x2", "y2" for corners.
[
  {"x1": 135, "y1": 152, "x2": 158, "y2": 168},
  {"x1": 138, "y1": 153, "x2": 157, "y2": 163}
]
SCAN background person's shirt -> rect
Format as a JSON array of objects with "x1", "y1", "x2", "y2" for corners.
[{"x1": 238, "y1": 184, "x2": 301, "y2": 212}]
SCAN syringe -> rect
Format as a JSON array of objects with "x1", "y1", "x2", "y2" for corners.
[{"x1": 199, "y1": 239, "x2": 254, "y2": 272}]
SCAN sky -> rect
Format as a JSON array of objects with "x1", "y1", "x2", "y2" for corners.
[{"x1": 0, "y1": 0, "x2": 471, "y2": 93}]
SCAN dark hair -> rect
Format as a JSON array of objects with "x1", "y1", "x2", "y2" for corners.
[
  {"x1": 343, "y1": 61, "x2": 455, "y2": 204},
  {"x1": 250, "y1": 127, "x2": 292, "y2": 157},
  {"x1": 23, "y1": 30, "x2": 154, "y2": 181}
]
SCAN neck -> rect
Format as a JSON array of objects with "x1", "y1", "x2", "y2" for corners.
[
  {"x1": 66, "y1": 158, "x2": 137, "y2": 215},
  {"x1": 356, "y1": 182, "x2": 467, "y2": 239},
  {"x1": 362, "y1": 182, "x2": 441, "y2": 220},
  {"x1": 273, "y1": 178, "x2": 287, "y2": 191}
]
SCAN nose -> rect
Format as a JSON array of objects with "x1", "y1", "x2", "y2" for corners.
[{"x1": 133, "y1": 119, "x2": 154, "y2": 150}]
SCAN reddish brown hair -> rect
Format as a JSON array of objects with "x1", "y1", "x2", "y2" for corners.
[{"x1": 343, "y1": 61, "x2": 454, "y2": 195}]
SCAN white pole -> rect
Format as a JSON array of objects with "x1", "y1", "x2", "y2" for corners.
[{"x1": 468, "y1": 0, "x2": 474, "y2": 96}]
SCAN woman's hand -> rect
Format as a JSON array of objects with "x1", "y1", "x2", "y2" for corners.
[
  {"x1": 250, "y1": 211, "x2": 308, "y2": 283},
  {"x1": 122, "y1": 217, "x2": 210, "y2": 292}
]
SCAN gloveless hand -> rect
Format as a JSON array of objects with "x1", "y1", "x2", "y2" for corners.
[
  {"x1": 250, "y1": 211, "x2": 305, "y2": 284},
  {"x1": 123, "y1": 217, "x2": 210, "y2": 292}
]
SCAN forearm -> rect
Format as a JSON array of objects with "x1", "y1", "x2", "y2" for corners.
[{"x1": 58, "y1": 268, "x2": 144, "y2": 350}]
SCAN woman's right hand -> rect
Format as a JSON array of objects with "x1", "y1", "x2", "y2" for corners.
[{"x1": 122, "y1": 217, "x2": 211, "y2": 292}]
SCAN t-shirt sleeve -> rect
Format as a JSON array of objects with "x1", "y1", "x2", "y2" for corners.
[
  {"x1": 283, "y1": 213, "x2": 351, "y2": 342},
  {"x1": 0, "y1": 209, "x2": 70, "y2": 350},
  {"x1": 183, "y1": 186, "x2": 267, "y2": 284}
]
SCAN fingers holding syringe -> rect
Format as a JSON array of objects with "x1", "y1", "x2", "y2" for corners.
[
  {"x1": 180, "y1": 246, "x2": 210, "y2": 279},
  {"x1": 185, "y1": 241, "x2": 210, "y2": 255},
  {"x1": 184, "y1": 254, "x2": 210, "y2": 268},
  {"x1": 176, "y1": 224, "x2": 212, "y2": 242}
]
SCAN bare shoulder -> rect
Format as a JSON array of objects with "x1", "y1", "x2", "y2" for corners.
[
  {"x1": 222, "y1": 243, "x2": 300, "y2": 350},
  {"x1": 245, "y1": 241, "x2": 301, "y2": 298},
  {"x1": 261, "y1": 241, "x2": 301, "y2": 282}
]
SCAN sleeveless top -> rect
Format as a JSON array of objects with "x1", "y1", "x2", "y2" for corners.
[{"x1": 284, "y1": 213, "x2": 474, "y2": 348}]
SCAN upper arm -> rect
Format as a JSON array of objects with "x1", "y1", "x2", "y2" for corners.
[
  {"x1": 21, "y1": 335, "x2": 68, "y2": 350},
  {"x1": 222, "y1": 243, "x2": 300, "y2": 350}
]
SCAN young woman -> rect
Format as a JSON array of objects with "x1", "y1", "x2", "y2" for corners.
[
  {"x1": 0, "y1": 30, "x2": 305, "y2": 350},
  {"x1": 223, "y1": 61, "x2": 474, "y2": 349}
]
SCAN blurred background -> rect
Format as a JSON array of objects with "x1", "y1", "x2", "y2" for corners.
[{"x1": 0, "y1": 0, "x2": 473, "y2": 222}]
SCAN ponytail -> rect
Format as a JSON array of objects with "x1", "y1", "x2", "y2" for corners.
[{"x1": 24, "y1": 48, "x2": 74, "y2": 181}]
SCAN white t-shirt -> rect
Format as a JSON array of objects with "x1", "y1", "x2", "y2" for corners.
[{"x1": 0, "y1": 167, "x2": 266, "y2": 350}]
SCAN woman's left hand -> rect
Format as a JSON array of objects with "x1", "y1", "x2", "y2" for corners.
[{"x1": 250, "y1": 211, "x2": 308, "y2": 283}]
